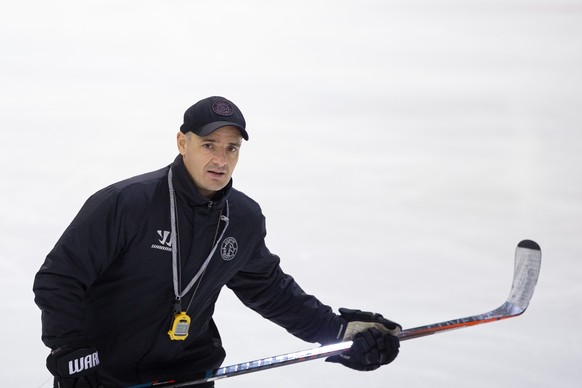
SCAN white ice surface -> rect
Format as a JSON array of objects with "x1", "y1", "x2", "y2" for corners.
[{"x1": 1, "y1": 1, "x2": 581, "y2": 387}]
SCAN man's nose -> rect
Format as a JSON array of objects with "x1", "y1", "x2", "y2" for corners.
[{"x1": 212, "y1": 149, "x2": 228, "y2": 166}]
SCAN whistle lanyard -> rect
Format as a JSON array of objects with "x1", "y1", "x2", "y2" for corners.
[{"x1": 167, "y1": 167, "x2": 230, "y2": 307}]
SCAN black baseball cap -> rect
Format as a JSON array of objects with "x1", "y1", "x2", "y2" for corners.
[{"x1": 179, "y1": 96, "x2": 248, "y2": 140}]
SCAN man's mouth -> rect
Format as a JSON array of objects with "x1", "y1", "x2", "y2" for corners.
[{"x1": 207, "y1": 170, "x2": 226, "y2": 178}]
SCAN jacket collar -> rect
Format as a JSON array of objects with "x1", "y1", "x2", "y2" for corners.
[{"x1": 171, "y1": 155, "x2": 231, "y2": 211}]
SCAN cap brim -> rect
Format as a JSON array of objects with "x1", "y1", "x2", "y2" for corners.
[{"x1": 197, "y1": 121, "x2": 249, "y2": 140}]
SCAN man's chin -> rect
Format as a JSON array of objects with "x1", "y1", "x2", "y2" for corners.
[{"x1": 199, "y1": 181, "x2": 229, "y2": 198}]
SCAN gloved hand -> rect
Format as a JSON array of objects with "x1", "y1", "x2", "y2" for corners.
[
  {"x1": 326, "y1": 308, "x2": 401, "y2": 371},
  {"x1": 46, "y1": 346, "x2": 102, "y2": 388}
]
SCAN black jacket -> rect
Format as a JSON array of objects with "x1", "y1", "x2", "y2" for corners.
[{"x1": 33, "y1": 155, "x2": 341, "y2": 386}]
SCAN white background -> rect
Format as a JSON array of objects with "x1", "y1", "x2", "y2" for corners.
[{"x1": 1, "y1": 1, "x2": 581, "y2": 387}]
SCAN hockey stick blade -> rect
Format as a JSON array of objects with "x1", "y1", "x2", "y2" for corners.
[
  {"x1": 398, "y1": 239, "x2": 541, "y2": 340},
  {"x1": 127, "y1": 239, "x2": 541, "y2": 387}
]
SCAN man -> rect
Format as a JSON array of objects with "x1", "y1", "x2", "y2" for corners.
[{"x1": 33, "y1": 96, "x2": 400, "y2": 387}]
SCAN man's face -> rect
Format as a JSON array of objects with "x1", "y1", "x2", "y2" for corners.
[{"x1": 177, "y1": 126, "x2": 242, "y2": 199}]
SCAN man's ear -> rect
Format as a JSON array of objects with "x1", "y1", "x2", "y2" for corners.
[{"x1": 176, "y1": 131, "x2": 188, "y2": 155}]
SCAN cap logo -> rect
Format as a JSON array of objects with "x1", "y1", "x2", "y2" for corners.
[{"x1": 212, "y1": 100, "x2": 234, "y2": 117}]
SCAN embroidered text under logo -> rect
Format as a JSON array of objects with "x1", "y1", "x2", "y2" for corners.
[{"x1": 151, "y1": 230, "x2": 172, "y2": 252}]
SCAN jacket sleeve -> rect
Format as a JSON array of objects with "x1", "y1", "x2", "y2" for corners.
[
  {"x1": 33, "y1": 186, "x2": 126, "y2": 349},
  {"x1": 226, "y1": 215, "x2": 342, "y2": 345}
]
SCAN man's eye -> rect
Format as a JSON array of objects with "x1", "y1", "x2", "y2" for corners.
[{"x1": 203, "y1": 143, "x2": 214, "y2": 149}]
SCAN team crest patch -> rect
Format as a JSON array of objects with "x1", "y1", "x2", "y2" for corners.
[
  {"x1": 221, "y1": 237, "x2": 238, "y2": 261},
  {"x1": 212, "y1": 100, "x2": 234, "y2": 116}
]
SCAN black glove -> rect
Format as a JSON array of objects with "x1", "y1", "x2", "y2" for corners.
[
  {"x1": 326, "y1": 308, "x2": 401, "y2": 371},
  {"x1": 47, "y1": 346, "x2": 102, "y2": 388}
]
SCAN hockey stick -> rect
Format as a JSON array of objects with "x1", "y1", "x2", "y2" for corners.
[{"x1": 128, "y1": 239, "x2": 541, "y2": 387}]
